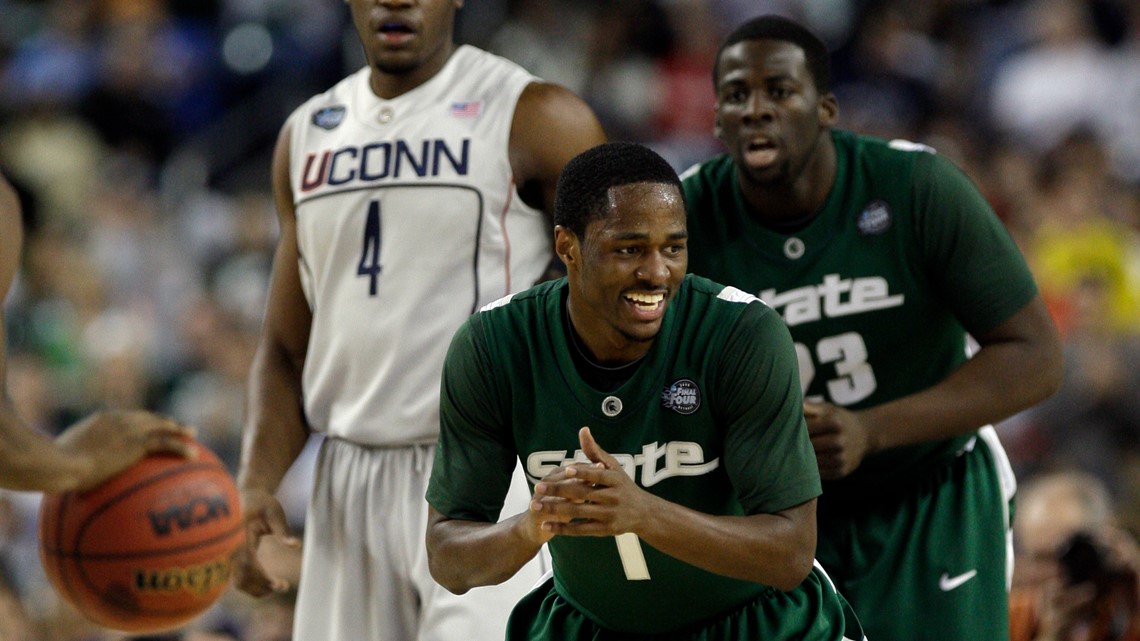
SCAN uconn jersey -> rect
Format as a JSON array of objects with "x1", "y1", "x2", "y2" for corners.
[{"x1": 287, "y1": 46, "x2": 550, "y2": 446}]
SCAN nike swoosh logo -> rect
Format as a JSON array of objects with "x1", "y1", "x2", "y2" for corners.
[{"x1": 939, "y1": 569, "x2": 978, "y2": 591}]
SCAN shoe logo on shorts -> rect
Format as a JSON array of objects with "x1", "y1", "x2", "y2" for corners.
[{"x1": 938, "y1": 569, "x2": 977, "y2": 591}]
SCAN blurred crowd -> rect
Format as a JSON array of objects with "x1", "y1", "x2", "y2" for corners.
[{"x1": 0, "y1": 0, "x2": 1137, "y2": 639}]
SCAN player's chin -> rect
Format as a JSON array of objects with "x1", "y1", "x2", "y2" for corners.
[
  {"x1": 618, "y1": 323, "x2": 662, "y2": 344},
  {"x1": 373, "y1": 53, "x2": 422, "y2": 75}
]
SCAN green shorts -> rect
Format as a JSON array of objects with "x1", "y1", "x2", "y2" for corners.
[
  {"x1": 506, "y1": 562, "x2": 865, "y2": 641},
  {"x1": 816, "y1": 426, "x2": 1016, "y2": 641}
]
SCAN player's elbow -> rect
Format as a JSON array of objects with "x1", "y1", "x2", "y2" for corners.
[
  {"x1": 760, "y1": 501, "x2": 817, "y2": 591},
  {"x1": 768, "y1": 543, "x2": 815, "y2": 592},
  {"x1": 426, "y1": 554, "x2": 471, "y2": 595},
  {"x1": 425, "y1": 531, "x2": 472, "y2": 595},
  {"x1": 426, "y1": 510, "x2": 499, "y2": 595},
  {"x1": 1037, "y1": 335, "x2": 1065, "y2": 401},
  {"x1": 431, "y1": 569, "x2": 471, "y2": 596},
  {"x1": 1016, "y1": 333, "x2": 1064, "y2": 408}
]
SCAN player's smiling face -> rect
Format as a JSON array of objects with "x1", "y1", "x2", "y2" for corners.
[
  {"x1": 560, "y1": 182, "x2": 688, "y2": 365},
  {"x1": 714, "y1": 39, "x2": 837, "y2": 187},
  {"x1": 349, "y1": 0, "x2": 461, "y2": 79}
]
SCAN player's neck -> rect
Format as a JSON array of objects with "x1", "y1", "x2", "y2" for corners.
[
  {"x1": 740, "y1": 132, "x2": 836, "y2": 229},
  {"x1": 565, "y1": 297, "x2": 653, "y2": 367},
  {"x1": 368, "y1": 42, "x2": 458, "y2": 100}
]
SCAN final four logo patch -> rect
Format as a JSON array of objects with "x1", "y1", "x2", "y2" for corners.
[
  {"x1": 662, "y1": 379, "x2": 700, "y2": 415},
  {"x1": 857, "y1": 200, "x2": 892, "y2": 235},
  {"x1": 312, "y1": 106, "x2": 346, "y2": 130}
]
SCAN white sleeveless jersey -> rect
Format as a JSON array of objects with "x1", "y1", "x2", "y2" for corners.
[{"x1": 286, "y1": 46, "x2": 549, "y2": 446}]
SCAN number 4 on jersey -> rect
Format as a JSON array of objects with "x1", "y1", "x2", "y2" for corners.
[{"x1": 358, "y1": 200, "x2": 382, "y2": 296}]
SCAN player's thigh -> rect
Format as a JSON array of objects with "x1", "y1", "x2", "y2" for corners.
[
  {"x1": 294, "y1": 440, "x2": 422, "y2": 641},
  {"x1": 840, "y1": 433, "x2": 1012, "y2": 641}
]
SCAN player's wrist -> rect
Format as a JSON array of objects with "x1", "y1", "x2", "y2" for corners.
[{"x1": 235, "y1": 471, "x2": 278, "y2": 498}]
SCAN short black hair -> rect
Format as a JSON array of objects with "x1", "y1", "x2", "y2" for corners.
[
  {"x1": 714, "y1": 14, "x2": 831, "y2": 92},
  {"x1": 553, "y1": 142, "x2": 682, "y2": 239}
]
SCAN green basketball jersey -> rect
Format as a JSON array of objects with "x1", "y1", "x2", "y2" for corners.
[
  {"x1": 427, "y1": 275, "x2": 821, "y2": 634},
  {"x1": 682, "y1": 129, "x2": 1038, "y2": 504}
]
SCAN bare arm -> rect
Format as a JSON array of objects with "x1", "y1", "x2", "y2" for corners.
[
  {"x1": 808, "y1": 295, "x2": 1064, "y2": 478},
  {"x1": 0, "y1": 173, "x2": 74, "y2": 490},
  {"x1": 0, "y1": 174, "x2": 194, "y2": 492},
  {"x1": 427, "y1": 428, "x2": 816, "y2": 594},
  {"x1": 233, "y1": 126, "x2": 310, "y2": 596},
  {"x1": 426, "y1": 504, "x2": 550, "y2": 594},
  {"x1": 509, "y1": 82, "x2": 607, "y2": 214},
  {"x1": 237, "y1": 124, "x2": 312, "y2": 498}
]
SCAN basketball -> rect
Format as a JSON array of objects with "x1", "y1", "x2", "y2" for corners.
[{"x1": 37, "y1": 438, "x2": 245, "y2": 633}]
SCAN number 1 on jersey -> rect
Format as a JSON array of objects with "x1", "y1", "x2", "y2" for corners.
[
  {"x1": 358, "y1": 200, "x2": 382, "y2": 296},
  {"x1": 615, "y1": 533, "x2": 651, "y2": 580}
]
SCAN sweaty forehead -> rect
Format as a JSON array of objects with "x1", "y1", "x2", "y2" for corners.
[
  {"x1": 717, "y1": 40, "x2": 810, "y2": 85},
  {"x1": 590, "y1": 183, "x2": 685, "y2": 237}
]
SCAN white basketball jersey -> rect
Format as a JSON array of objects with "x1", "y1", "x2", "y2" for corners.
[{"x1": 287, "y1": 46, "x2": 549, "y2": 446}]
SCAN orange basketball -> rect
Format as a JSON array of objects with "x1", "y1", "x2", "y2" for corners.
[{"x1": 38, "y1": 438, "x2": 245, "y2": 633}]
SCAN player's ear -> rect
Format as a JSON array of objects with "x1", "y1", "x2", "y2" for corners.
[
  {"x1": 554, "y1": 225, "x2": 579, "y2": 270},
  {"x1": 713, "y1": 108, "x2": 724, "y2": 140},
  {"x1": 818, "y1": 92, "x2": 838, "y2": 127}
]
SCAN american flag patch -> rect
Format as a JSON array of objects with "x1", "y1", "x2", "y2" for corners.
[{"x1": 449, "y1": 101, "x2": 483, "y2": 117}]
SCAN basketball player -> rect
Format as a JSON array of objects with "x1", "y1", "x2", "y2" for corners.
[
  {"x1": 681, "y1": 15, "x2": 1064, "y2": 641},
  {"x1": 425, "y1": 142, "x2": 865, "y2": 640},
  {"x1": 0, "y1": 171, "x2": 195, "y2": 492},
  {"x1": 232, "y1": 0, "x2": 606, "y2": 639}
]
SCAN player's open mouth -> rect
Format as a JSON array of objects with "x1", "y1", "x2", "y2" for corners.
[
  {"x1": 744, "y1": 138, "x2": 778, "y2": 167},
  {"x1": 378, "y1": 21, "x2": 415, "y2": 44},
  {"x1": 624, "y1": 292, "x2": 666, "y2": 319}
]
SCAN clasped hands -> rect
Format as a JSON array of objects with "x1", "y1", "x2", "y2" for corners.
[{"x1": 526, "y1": 426, "x2": 656, "y2": 541}]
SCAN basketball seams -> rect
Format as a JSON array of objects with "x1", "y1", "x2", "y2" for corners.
[
  {"x1": 81, "y1": 462, "x2": 229, "y2": 553},
  {"x1": 72, "y1": 523, "x2": 242, "y2": 630},
  {"x1": 40, "y1": 461, "x2": 230, "y2": 556},
  {"x1": 62, "y1": 522, "x2": 245, "y2": 561}
]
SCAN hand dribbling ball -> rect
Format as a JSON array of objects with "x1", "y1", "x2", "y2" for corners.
[{"x1": 38, "y1": 438, "x2": 245, "y2": 633}]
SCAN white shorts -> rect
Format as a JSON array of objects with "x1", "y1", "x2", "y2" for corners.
[{"x1": 293, "y1": 438, "x2": 546, "y2": 641}]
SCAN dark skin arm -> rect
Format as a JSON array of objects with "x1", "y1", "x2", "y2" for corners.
[
  {"x1": 510, "y1": 81, "x2": 607, "y2": 282},
  {"x1": 509, "y1": 81, "x2": 608, "y2": 215},
  {"x1": 807, "y1": 295, "x2": 1064, "y2": 479},
  {"x1": 427, "y1": 427, "x2": 816, "y2": 594},
  {"x1": 232, "y1": 127, "x2": 309, "y2": 596},
  {"x1": 0, "y1": 174, "x2": 195, "y2": 493}
]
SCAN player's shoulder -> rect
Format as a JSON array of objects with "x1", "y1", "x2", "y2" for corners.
[
  {"x1": 465, "y1": 279, "x2": 563, "y2": 354},
  {"x1": 679, "y1": 155, "x2": 736, "y2": 223},
  {"x1": 450, "y1": 44, "x2": 531, "y2": 74},
  {"x1": 839, "y1": 129, "x2": 956, "y2": 177},
  {"x1": 676, "y1": 276, "x2": 786, "y2": 349},
  {"x1": 682, "y1": 275, "x2": 773, "y2": 317},
  {"x1": 445, "y1": 44, "x2": 539, "y2": 98},
  {"x1": 679, "y1": 154, "x2": 734, "y2": 190},
  {"x1": 477, "y1": 278, "x2": 563, "y2": 324}
]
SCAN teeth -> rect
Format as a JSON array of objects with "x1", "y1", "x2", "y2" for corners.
[{"x1": 625, "y1": 292, "x2": 664, "y2": 307}]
